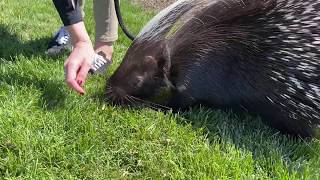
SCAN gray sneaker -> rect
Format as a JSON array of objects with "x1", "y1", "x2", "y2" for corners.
[
  {"x1": 89, "y1": 51, "x2": 112, "y2": 74},
  {"x1": 46, "y1": 26, "x2": 72, "y2": 56}
]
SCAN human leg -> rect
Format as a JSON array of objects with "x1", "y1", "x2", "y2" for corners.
[
  {"x1": 46, "y1": 0, "x2": 86, "y2": 56},
  {"x1": 93, "y1": 0, "x2": 118, "y2": 60}
]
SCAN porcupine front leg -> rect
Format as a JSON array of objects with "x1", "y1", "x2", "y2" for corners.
[
  {"x1": 167, "y1": 65, "x2": 213, "y2": 111},
  {"x1": 166, "y1": 70, "x2": 202, "y2": 111},
  {"x1": 168, "y1": 88, "x2": 196, "y2": 111}
]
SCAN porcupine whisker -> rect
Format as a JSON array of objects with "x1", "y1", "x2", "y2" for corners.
[
  {"x1": 105, "y1": 90, "x2": 112, "y2": 97},
  {"x1": 118, "y1": 96, "x2": 123, "y2": 105},
  {"x1": 128, "y1": 95, "x2": 157, "y2": 109},
  {"x1": 105, "y1": 86, "x2": 112, "y2": 91},
  {"x1": 105, "y1": 90, "x2": 113, "y2": 96},
  {"x1": 127, "y1": 95, "x2": 137, "y2": 105},
  {"x1": 124, "y1": 95, "x2": 134, "y2": 105},
  {"x1": 105, "y1": 87, "x2": 113, "y2": 95},
  {"x1": 129, "y1": 96, "x2": 171, "y2": 110},
  {"x1": 110, "y1": 94, "x2": 118, "y2": 103}
]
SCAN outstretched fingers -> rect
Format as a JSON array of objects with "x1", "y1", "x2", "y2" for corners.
[{"x1": 64, "y1": 61, "x2": 85, "y2": 95}]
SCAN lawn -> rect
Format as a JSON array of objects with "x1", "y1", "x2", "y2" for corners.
[{"x1": 0, "y1": 0, "x2": 319, "y2": 179}]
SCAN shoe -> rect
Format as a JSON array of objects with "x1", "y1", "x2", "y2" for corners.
[
  {"x1": 89, "y1": 51, "x2": 112, "y2": 74},
  {"x1": 46, "y1": 26, "x2": 72, "y2": 56}
]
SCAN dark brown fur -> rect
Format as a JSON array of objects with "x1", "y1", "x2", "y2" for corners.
[{"x1": 106, "y1": 0, "x2": 320, "y2": 138}]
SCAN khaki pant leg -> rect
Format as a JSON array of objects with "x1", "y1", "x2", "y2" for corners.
[
  {"x1": 79, "y1": 0, "x2": 85, "y2": 18},
  {"x1": 93, "y1": 0, "x2": 119, "y2": 43}
]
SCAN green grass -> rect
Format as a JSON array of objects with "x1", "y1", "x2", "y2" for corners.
[{"x1": 0, "y1": 0, "x2": 319, "y2": 179}]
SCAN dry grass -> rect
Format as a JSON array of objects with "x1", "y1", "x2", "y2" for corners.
[{"x1": 129, "y1": 0, "x2": 176, "y2": 11}]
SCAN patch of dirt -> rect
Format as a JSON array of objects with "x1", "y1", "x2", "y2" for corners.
[{"x1": 129, "y1": 0, "x2": 176, "y2": 11}]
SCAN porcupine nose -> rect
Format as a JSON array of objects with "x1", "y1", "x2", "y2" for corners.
[
  {"x1": 112, "y1": 87, "x2": 127, "y2": 98},
  {"x1": 105, "y1": 85, "x2": 128, "y2": 104},
  {"x1": 106, "y1": 77, "x2": 127, "y2": 98}
]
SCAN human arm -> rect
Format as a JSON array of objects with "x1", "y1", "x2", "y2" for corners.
[
  {"x1": 52, "y1": 0, "x2": 94, "y2": 94},
  {"x1": 64, "y1": 22, "x2": 95, "y2": 94},
  {"x1": 52, "y1": 0, "x2": 83, "y2": 26}
]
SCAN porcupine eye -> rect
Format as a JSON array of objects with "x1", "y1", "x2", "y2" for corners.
[{"x1": 131, "y1": 75, "x2": 144, "y2": 89}]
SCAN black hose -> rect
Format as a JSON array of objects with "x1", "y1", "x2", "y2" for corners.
[{"x1": 114, "y1": 0, "x2": 136, "y2": 41}]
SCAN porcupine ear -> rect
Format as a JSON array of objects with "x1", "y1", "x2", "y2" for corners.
[
  {"x1": 143, "y1": 56, "x2": 158, "y2": 71},
  {"x1": 142, "y1": 41, "x2": 171, "y2": 75}
]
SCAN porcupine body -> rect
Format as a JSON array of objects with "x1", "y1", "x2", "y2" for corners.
[{"x1": 107, "y1": 0, "x2": 320, "y2": 137}]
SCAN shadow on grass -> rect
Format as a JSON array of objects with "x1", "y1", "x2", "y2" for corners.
[
  {"x1": 0, "y1": 70, "x2": 67, "y2": 111},
  {"x1": 0, "y1": 24, "x2": 68, "y2": 110},
  {"x1": 0, "y1": 24, "x2": 54, "y2": 60},
  {"x1": 177, "y1": 107, "x2": 319, "y2": 169}
]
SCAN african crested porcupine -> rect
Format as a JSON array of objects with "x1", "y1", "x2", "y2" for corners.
[{"x1": 106, "y1": 0, "x2": 320, "y2": 138}]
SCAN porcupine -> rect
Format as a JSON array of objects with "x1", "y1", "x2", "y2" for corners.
[{"x1": 106, "y1": 0, "x2": 320, "y2": 138}]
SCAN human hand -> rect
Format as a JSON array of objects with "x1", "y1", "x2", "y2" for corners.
[{"x1": 64, "y1": 41, "x2": 95, "y2": 94}]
